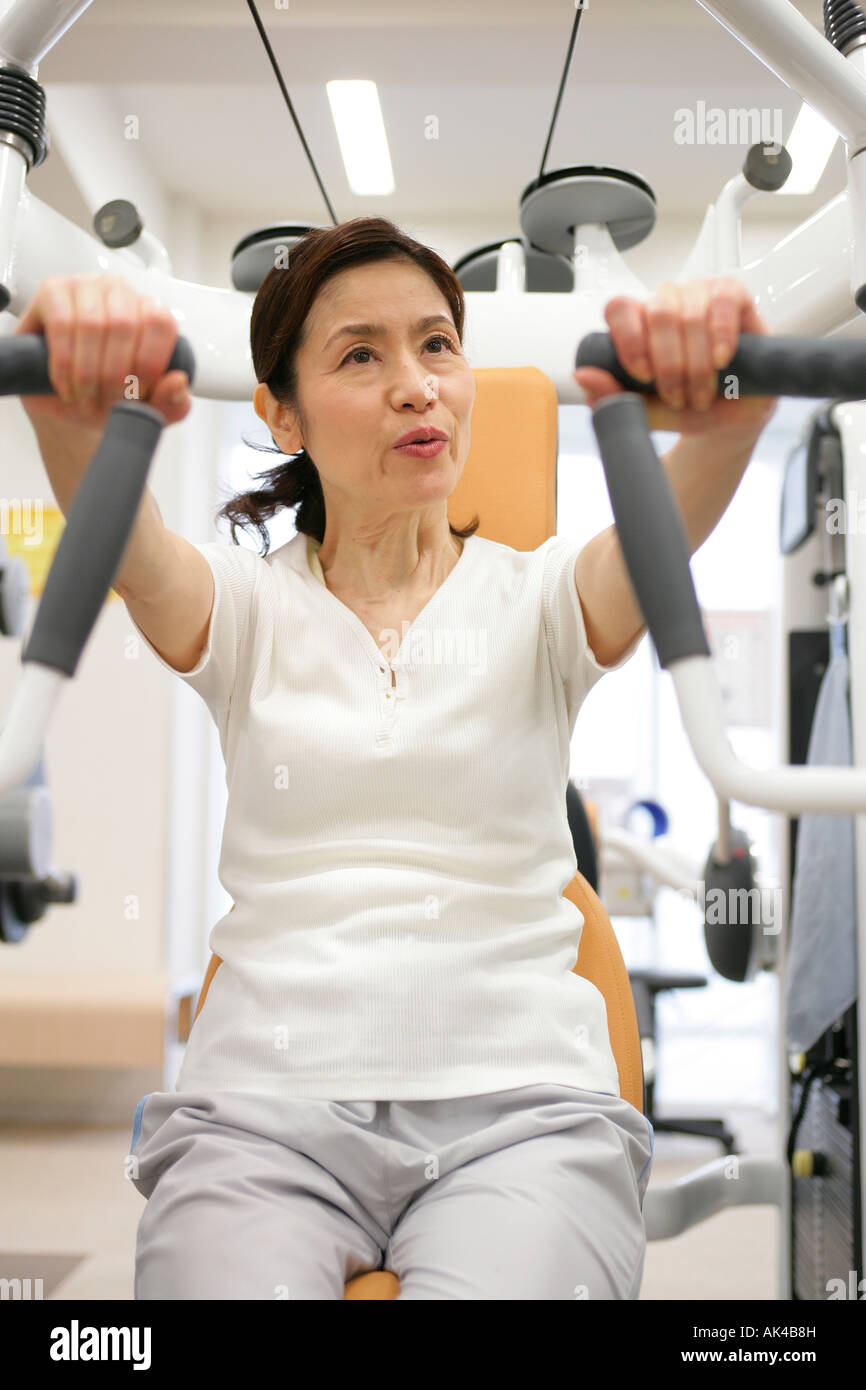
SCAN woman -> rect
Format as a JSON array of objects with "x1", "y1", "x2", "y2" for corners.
[{"x1": 16, "y1": 216, "x2": 776, "y2": 1299}]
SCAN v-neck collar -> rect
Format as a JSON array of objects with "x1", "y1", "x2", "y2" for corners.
[{"x1": 303, "y1": 532, "x2": 477, "y2": 670}]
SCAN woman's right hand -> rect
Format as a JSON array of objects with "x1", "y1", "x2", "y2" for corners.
[{"x1": 12, "y1": 273, "x2": 193, "y2": 431}]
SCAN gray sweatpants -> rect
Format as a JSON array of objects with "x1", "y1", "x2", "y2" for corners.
[{"x1": 128, "y1": 1083, "x2": 654, "y2": 1300}]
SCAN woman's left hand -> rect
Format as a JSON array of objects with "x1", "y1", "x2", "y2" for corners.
[{"x1": 573, "y1": 277, "x2": 779, "y2": 437}]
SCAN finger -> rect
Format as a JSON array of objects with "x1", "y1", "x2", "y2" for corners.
[
  {"x1": 645, "y1": 283, "x2": 687, "y2": 410},
  {"x1": 704, "y1": 276, "x2": 743, "y2": 377},
  {"x1": 680, "y1": 280, "x2": 715, "y2": 411},
  {"x1": 97, "y1": 277, "x2": 140, "y2": 411},
  {"x1": 131, "y1": 296, "x2": 179, "y2": 403},
  {"x1": 736, "y1": 281, "x2": 769, "y2": 337},
  {"x1": 149, "y1": 368, "x2": 190, "y2": 414},
  {"x1": 33, "y1": 278, "x2": 78, "y2": 403},
  {"x1": 70, "y1": 276, "x2": 108, "y2": 406},
  {"x1": 11, "y1": 279, "x2": 54, "y2": 337},
  {"x1": 604, "y1": 295, "x2": 653, "y2": 382},
  {"x1": 708, "y1": 277, "x2": 768, "y2": 379},
  {"x1": 149, "y1": 372, "x2": 195, "y2": 429},
  {"x1": 573, "y1": 366, "x2": 623, "y2": 401}
]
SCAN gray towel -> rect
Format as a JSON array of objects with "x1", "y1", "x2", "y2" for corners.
[{"x1": 784, "y1": 624, "x2": 858, "y2": 1053}]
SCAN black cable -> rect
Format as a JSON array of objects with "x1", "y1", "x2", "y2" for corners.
[
  {"x1": 786, "y1": 1057, "x2": 838, "y2": 1166},
  {"x1": 538, "y1": 3, "x2": 586, "y2": 180},
  {"x1": 246, "y1": 0, "x2": 585, "y2": 229},
  {"x1": 245, "y1": 0, "x2": 339, "y2": 226}
]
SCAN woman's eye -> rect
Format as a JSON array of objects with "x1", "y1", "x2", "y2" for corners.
[
  {"x1": 426, "y1": 335, "x2": 456, "y2": 354},
  {"x1": 341, "y1": 335, "x2": 456, "y2": 366}
]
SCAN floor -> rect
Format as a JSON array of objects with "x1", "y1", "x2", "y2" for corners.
[{"x1": 0, "y1": 1102, "x2": 780, "y2": 1300}]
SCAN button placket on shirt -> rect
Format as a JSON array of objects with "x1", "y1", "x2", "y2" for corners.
[{"x1": 375, "y1": 661, "x2": 406, "y2": 744}]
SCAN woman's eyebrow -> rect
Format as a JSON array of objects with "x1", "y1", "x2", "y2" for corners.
[{"x1": 324, "y1": 314, "x2": 455, "y2": 351}]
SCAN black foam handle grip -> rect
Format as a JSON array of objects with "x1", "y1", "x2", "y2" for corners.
[
  {"x1": 0, "y1": 333, "x2": 196, "y2": 395},
  {"x1": 590, "y1": 393, "x2": 711, "y2": 670},
  {"x1": 21, "y1": 400, "x2": 166, "y2": 677},
  {"x1": 576, "y1": 330, "x2": 866, "y2": 400}
]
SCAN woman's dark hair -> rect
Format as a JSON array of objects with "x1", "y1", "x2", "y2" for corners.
[{"x1": 215, "y1": 216, "x2": 481, "y2": 556}]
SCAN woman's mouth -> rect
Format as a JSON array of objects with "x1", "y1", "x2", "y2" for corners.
[{"x1": 394, "y1": 439, "x2": 447, "y2": 458}]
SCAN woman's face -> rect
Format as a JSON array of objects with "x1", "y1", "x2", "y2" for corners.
[{"x1": 261, "y1": 259, "x2": 476, "y2": 532}]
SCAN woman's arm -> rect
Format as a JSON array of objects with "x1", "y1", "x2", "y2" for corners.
[{"x1": 573, "y1": 418, "x2": 767, "y2": 669}]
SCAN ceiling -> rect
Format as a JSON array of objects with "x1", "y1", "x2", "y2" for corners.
[{"x1": 26, "y1": 0, "x2": 846, "y2": 229}]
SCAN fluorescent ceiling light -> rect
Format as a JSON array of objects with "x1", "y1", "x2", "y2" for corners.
[
  {"x1": 326, "y1": 80, "x2": 395, "y2": 196},
  {"x1": 782, "y1": 101, "x2": 839, "y2": 194}
]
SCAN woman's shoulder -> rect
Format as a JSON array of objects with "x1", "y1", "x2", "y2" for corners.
[
  {"x1": 468, "y1": 531, "x2": 569, "y2": 571},
  {"x1": 194, "y1": 530, "x2": 308, "y2": 585}
]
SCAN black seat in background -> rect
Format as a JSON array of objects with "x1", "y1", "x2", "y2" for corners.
[{"x1": 566, "y1": 779, "x2": 598, "y2": 892}]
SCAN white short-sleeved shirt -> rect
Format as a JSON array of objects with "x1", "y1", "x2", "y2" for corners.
[{"x1": 131, "y1": 528, "x2": 642, "y2": 1099}]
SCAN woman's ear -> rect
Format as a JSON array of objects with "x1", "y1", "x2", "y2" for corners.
[{"x1": 254, "y1": 381, "x2": 303, "y2": 452}]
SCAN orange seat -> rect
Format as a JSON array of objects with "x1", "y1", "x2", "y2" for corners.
[{"x1": 190, "y1": 367, "x2": 643, "y2": 1299}]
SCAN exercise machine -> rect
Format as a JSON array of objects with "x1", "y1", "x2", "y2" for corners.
[{"x1": 1, "y1": 0, "x2": 866, "y2": 1300}]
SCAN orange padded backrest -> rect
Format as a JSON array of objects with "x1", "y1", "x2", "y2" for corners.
[
  {"x1": 565, "y1": 869, "x2": 642, "y2": 1112},
  {"x1": 446, "y1": 366, "x2": 558, "y2": 549}
]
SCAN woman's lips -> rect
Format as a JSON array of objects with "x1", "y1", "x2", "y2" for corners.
[{"x1": 394, "y1": 438, "x2": 447, "y2": 457}]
